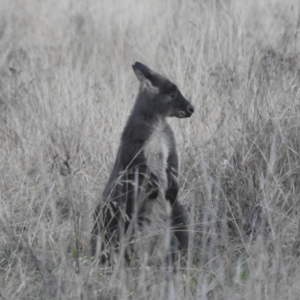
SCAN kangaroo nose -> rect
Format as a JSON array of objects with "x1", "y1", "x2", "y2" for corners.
[{"x1": 187, "y1": 105, "x2": 194, "y2": 115}]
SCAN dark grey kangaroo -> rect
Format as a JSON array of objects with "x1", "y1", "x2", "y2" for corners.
[{"x1": 91, "y1": 62, "x2": 194, "y2": 264}]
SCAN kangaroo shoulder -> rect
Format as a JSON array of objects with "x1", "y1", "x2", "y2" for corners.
[
  {"x1": 119, "y1": 119, "x2": 151, "y2": 165},
  {"x1": 122, "y1": 119, "x2": 152, "y2": 144}
]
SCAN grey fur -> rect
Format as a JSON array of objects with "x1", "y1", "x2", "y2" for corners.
[{"x1": 91, "y1": 62, "x2": 194, "y2": 264}]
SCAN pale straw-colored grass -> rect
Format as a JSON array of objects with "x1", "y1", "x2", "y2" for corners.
[{"x1": 1, "y1": 0, "x2": 300, "y2": 299}]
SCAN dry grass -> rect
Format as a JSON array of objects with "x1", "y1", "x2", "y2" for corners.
[{"x1": 1, "y1": 0, "x2": 300, "y2": 299}]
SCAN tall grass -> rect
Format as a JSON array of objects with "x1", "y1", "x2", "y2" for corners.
[{"x1": 1, "y1": 0, "x2": 300, "y2": 298}]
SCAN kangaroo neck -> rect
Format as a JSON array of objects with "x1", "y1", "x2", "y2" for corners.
[{"x1": 132, "y1": 93, "x2": 166, "y2": 124}]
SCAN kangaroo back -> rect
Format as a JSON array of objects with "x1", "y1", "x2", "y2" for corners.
[{"x1": 91, "y1": 62, "x2": 194, "y2": 265}]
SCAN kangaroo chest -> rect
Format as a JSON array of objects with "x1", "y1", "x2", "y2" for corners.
[{"x1": 143, "y1": 120, "x2": 170, "y2": 191}]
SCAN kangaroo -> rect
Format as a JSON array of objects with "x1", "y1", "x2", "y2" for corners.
[{"x1": 91, "y1": 62, "x2": 194, "y2": 264}]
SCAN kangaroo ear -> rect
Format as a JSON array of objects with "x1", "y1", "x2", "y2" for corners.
[{"x1": 132, "y1": 62, "x2": 154, "y2": 86}]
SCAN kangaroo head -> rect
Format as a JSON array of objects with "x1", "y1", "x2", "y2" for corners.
[{"x1": 132, "y1": 62, "x2": 194, "y2": 118}]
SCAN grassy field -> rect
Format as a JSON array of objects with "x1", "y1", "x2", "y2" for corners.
[{"x1": 1, "y1": 0, "x2": 300, "y2": 299}]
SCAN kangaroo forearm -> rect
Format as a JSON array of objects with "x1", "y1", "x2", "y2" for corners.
[
  {"x1": 165, "y1": 183, "x2": 179, "y2": 203},
  {"x1": 165, "y1": 167, "x2": 179, "y2": 203}
]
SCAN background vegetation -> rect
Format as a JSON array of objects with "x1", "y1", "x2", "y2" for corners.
[{"x1": 1, "y1": 0, "x2": 300, "y2": 298}]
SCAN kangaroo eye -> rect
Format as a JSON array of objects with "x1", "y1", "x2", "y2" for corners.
[{"x1": 169, "y1": 91, "x2": 177, "y2": 98}]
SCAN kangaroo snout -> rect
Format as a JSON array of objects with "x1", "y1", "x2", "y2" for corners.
[
  {"x1": 186, "y1": 104, "x2": 194, "y2": 117},
  {"x1": 178, "y1": 98, "x2": 194, "y2": 118}
]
